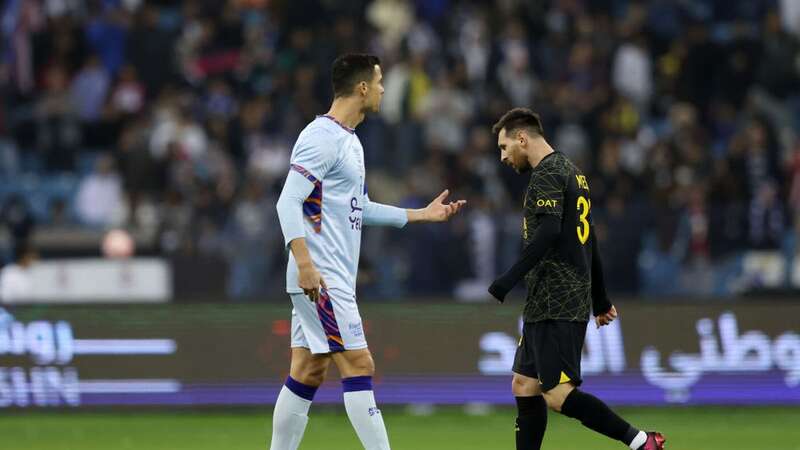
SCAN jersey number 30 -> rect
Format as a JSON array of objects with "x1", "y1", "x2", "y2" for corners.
[{"x1": 576, "y1": 196, "x2": 591, "y2": 244}]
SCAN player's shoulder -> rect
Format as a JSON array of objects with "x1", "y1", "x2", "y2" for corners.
[
  {"x1": 540, "y1": 151, "x2": 574, "y2": 171},
  {"x1": 297, "y1": 117, "x2": 338, "y2": 142},
  {"x1": 530, "y1": 151, "x2": 572, "y2": 180},
  {"x1": 293, "y1": 118, "x2": 346, "y2": 155}
]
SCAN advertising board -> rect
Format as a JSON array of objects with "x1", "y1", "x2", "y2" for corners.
[{"x1": 1, "y1": 302, "x2": 798, "y2": 408}]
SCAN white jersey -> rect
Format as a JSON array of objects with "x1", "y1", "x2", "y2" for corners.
[{"x1": 285, "y1": 115, "x2": 366, "y2": 296}]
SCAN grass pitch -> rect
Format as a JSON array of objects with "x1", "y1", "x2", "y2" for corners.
[{"x1": 2, "y1": 406, "x2": 798, "y2": 450}]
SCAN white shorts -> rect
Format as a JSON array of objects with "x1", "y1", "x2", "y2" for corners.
[{"x1": 290, "y1": 288, "x2": 367, "y2": 354}]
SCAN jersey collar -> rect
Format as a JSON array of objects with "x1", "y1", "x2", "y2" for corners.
[{"x1": 319, "y1": 114, "x2": 355, "y2": 134}]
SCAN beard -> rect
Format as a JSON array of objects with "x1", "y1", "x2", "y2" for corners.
[{"x1": 516, "y1": 159, "x2": 532, "y2": 174}]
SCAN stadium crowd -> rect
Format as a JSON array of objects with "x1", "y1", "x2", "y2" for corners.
[{"x1": 2, "y1": 0, "x2": 800, "y2": 300}]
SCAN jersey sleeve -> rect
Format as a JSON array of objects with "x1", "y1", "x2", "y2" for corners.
[
  {"x1": 276, "y1": 170, "x2": 315, "y2": 248},
  {"x1": 276, "y1": 127, "x2": 338, "y2": 248},
  {"x1": 363, "y1": 193, "x2": 408, "y2": 228},
  {"x1": 525, "y1": 160, "x2": 567, "y2": 217},
  {"x1": 289, "y1": 127, "x2": 339, "y2": 181}
]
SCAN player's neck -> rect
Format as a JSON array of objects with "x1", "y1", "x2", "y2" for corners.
[
  {"x1": 526, "y1": 141, "x2": 555, "y2": 169},
  {"x1": 326, "y1": 98, "x2": 365, "y2": 129}
]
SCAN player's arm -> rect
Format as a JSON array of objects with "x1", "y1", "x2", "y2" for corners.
[
  {"x1": 363, "y1": 194, "x2": 409, "y2": 227},
  {"x1": 489, "y1": 165, "x2": 565, "y2": 302},
  {"x1": 362, "y1": 188, "x2": 465, "y2": 227},
  {"x1": 405, "y1": 189, "x2": 467, "y2": 223},
  {"x1": 276, "y1": 170, "x2": 327, "y2": 302},
  {"x1": 590, "y1": 227, "x2": 617, "y2": 328},
  {"x1": 289, "y1": 237, "x2": 327, "y2": 300},
  {"x1": 488, "y1": 214, "x2": 560, "y2": 302},
  {"x1": 276, "y1": 130, "x2": 336, "y2": 302}
]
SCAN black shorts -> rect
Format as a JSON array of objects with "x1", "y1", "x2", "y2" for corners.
[{"x1": 512, "y1": 320, "x2": 587, "y2": 392}]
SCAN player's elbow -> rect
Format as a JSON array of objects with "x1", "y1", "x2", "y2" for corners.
[
  {"x1": 276, "y1": 192, "x2": 299, "y2": 219},
  {"x1": 275, "y1": 197, "x2": 287, "y2": 224},
  {"x1": 275, "y1": 197, "x2": 293, "y2": 234}
]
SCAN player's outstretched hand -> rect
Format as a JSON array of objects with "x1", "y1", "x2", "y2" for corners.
[
  {"x1": 424, "y1": 189, "x2": 467, "y2": 222},
  {"x1": 595, "y1": 305, "x2": 618, "y2": 328},
  {"x1": 298, "y1": 262, "x2": 327, "y2": 303}
]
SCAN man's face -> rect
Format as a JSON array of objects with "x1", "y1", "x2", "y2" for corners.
[
  {"x1": 364, "y1": 65, "x2": 384, "y2": 113},
  {"x1": 498, "y1": 128, "x2": 530, "y2": 173}
]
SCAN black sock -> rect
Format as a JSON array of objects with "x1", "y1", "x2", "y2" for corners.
[
  {"x1": 515, "y1": 396, "x2": 547, "y2": 450},
  {"x1": 560, "y1": 389, "x2": 640, "y2": 446}
]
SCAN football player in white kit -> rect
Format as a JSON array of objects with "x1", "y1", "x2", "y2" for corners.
[{"x1": 273, "y1": 54, "x2": 466, "y2": 450}]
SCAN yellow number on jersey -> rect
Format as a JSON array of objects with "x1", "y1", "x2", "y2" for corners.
[{"x1": 576, "y1": 196, "x2": 591, "y2": 244}]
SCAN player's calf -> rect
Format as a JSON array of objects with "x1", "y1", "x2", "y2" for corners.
[
  {"x1": 334, "y1": 350, "x2": 390, "y2": 450},
  {"x1": 515, "y1": 395, "x2": 547, "y2": 450},
  {"x1": 271, "y1": 348, "x2": 331, "y2": 450},
  {"x1": 512, "y1": 373, "x2": 547, "y2": 450},
  {"x1": 554, "y1": 386, "x2": 665, "y2": 450},
  {"x1": 270, "y1": 376, "x2": 319, "y2": 450}
]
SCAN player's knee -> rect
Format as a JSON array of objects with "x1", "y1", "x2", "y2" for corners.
[
  {"x1": 352, "y1": 352, "x2": 375, "y2": 375},
  {"x1": 335, "y1": 350, "x2": 375, "y2": 377},
  {"x1": 511, "y1": 374, "x2": 541, "y2": 397},
  {"x1": 291, "y1": 360, "x2": 329, "y2": 386},
  {"x1": 293, "y1": 366, "x2": 326, "y2": 386},
  {"x1": 310, "y1": 367, "x2": 328, "y2": 385}
]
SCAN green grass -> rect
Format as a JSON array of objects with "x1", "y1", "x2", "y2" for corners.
[{"x1": 2, "y1": 407, "x2": 799, "y2": 450}]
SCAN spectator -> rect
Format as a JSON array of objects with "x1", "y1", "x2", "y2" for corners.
[
  {"x1": 366, "y1": 0, "x2": 414, "y2": 55},
  {"x1": 223, "y1": 178, "x2": 280, "y2": 299},
  {"x1": 418, "y1": 67, "x2": 474, "y2": 153},
  {"x1": 36, "y1": 64, "x2": 81, "y2": 171},
  {"x1": 71, "y1": 54, "x2": 111, "y2": 122},
  {"x1": 85, "y1": 4, "x2": 130, "y2": 76},
  {"x1": 75, "y1": 154, "x2": 124, "y2": 226},
  {"x1": 749, "y1": 180, "x2": 786, "y2": 250},
  {"x1": 612, "y1": 34, "x2": 653, "y2": 110},
  {"x1": 109, "y1": 65, "x2": 146, "y2": 116},
  {"x1": 127, "y1": 5, "x2": 176, "y2": 94},
  {"x1": 149, "y1": 104, "x2": 208, "y2": 163}
]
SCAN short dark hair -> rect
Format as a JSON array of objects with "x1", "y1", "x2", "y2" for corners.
[
  {"x1": 491, "y1": 107, "x2": 544, "y2": 137},
  {"x1": 331, "y1": 54, "x2": 381, "y2": 98}
]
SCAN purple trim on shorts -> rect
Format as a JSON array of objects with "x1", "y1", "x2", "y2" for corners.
[
  {"x1": 285, "y1": 376, "x2": 318, "y2": 401},
  {"x1": 316, "y1": 289, "x2": 345, "y2": 352},
  {"x1": 342, "y1": 376, "x2": 373, "y2": 393}
]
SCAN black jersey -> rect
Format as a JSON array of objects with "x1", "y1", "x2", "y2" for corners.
[{"x1": 522, "y1": 151, "x2": 593, "y2": 322}]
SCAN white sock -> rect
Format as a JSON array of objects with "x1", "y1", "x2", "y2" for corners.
[
  {"x1": 629, "y1": 430, "x2": 647, "y2": 449},
  {"x1": 270, "y1": 384, "x2": 313, "y2": 450},
  {"x1": 342, "y1": 377, "x2": 390, "y2": 450}
]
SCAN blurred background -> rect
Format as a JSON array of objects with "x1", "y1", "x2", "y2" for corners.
[
  {"x1": 2, "y1": 0, "x2": 800, "y2": 301},
  {"x1": 1, "y1": 0, "x2": 799, "y2": 448}
]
